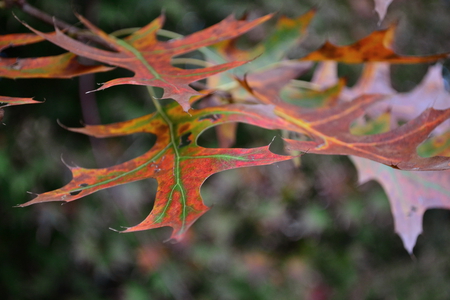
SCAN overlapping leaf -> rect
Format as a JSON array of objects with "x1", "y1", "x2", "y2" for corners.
[
  {"x1": 347, "y1": 63, "x2": 450, "y2": 133},
  {"x1": 0, "y1": 52, "x2": 114, "y2": 79},
  {"x1": 348, "y1": 114, "x2": 450, "y2": 252},
  {"x1": 190, "y1": 12, "x2": 314, "y2": 147},
  {"x1": 310, "y1": 61, "x2": 450, "y2": 133},
  {"x1": 238, "y1": 62, "x2": 450, "y2": 251},
  {"x1": 280, "y1": 78, "x2": 345, "y2": 108},
  {"x1": 0, "y1": 33, "x2": 113, "y2": 79},
  {"x1": 21, "y1": 13, "x2": 273, "y2": 111},
  {"x1": 19, "y1": 100, "x2": 292, "y2": 239},
  {"x1": 0, "y1": 32, "x2": 112, "y2": 126},
  {"x1": 206, "y1": 10, "x2": 315, "y2": 89},
  {"x1": 238, "y1": 64, "x2": 450, "y2": 171},
  {"x1": 300, "y1": 25, "x2": 449, "y2": 63},
  {"x1": 7, "y1": 11, "x2": 450, "y2": 249},
  {"x1": 351, "y1": 156, "x2": 450, "y2": 253}
]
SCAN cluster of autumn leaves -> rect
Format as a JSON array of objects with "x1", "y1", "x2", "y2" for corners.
[{"x1": 1, "y1": 10, "x2": 450, "y2": 253}]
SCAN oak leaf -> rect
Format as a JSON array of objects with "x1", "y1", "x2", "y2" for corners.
[
  {"x1": 351, "y1": 155, "x2": 450, "y2": 253},
  {"x1": 203, "y1": 11, "x2": 315, "y2": 147},
  {"x1": 312, "y1": 62, "x2": 450, "y2": 134},
  {"x1": 207, "y1": 10, "x2": 315, "y2": 87},
  {"x1": 238, "y1": 65, "x2": 450, "y2": 170},
  {"x1": 18, "y1": 100, "x2": 292, "y2": 240},
  {"x1": 347, "y1": 63, "x2": 450, "y2": 134},
  {"x1": 21, "y1": 13, "x2": 273, "y2": 112},
  {"x1": 300, "y1": 25, "x2": 448, "y2": 63},
  {"x1": 0, "y1": 33, "x2": 113, "y2": 79}
]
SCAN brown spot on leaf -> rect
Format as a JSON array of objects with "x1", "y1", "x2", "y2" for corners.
[
  {"x1": 178, "y1": 123, "x2": 190, "y2": 134},
  {"x1": 179, "y1": 132, "x2": 192, "y2": 148}
]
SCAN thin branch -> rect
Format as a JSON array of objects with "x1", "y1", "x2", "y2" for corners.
[{"x1": 5, "y1": 0, "x2": 115, "y2": 50}]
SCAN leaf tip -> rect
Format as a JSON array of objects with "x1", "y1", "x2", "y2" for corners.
[
  {"x1": 399, "y1": 232, "x2": 419, "y2": 255},
  {"x1": 108, "y1": 227, "x2": 122, "y2": 233},
  {"x1": 56, "y1": 119, "x2": 68, "y2": 130}
]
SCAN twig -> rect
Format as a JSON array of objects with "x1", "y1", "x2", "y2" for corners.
[{"x1": 4, "y1": 0, "x2": 115, "y2": 50}]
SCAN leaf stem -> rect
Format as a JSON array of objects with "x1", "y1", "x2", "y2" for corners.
[
  {"x1": 147, "y1": 86, "x2": 163, "y2": 113},
  {"x1": 110, "y1": 27, "x2": 140, "y2": 37},
  {"x1": 289, "y1": 80, "x2": 322, "y2": 90},
  {"x1": 171, "y1": 57, "x2": 211, "y2": 67},
  {"x1": 157, "y1": 28, "x2": 183, "y2": 40}
]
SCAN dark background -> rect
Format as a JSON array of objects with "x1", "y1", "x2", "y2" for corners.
[{"x1": 1, "y1": 0, "x2": 450, "y2": 299}]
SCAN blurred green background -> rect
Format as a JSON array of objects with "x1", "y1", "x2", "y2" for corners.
[{"x1": 1, "y1": 0, "x2": 450, "y2": 299}]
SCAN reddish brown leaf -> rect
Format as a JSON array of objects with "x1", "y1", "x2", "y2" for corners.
[
  {"x1": 21, "y1": 13, "x2": 273, "y2": 111},
  {"x1": 18, "y1": 101, "x2": 292, "y2": 240},
  {"x1": 312, "y1": 62, "x2": 450, "y2": 133},
  {"x1": 238, "y1": 64, "x2": 450, "y2": 170},
  {"x1": 0, "y1": 33, "x2": 44, "y2": 51},
  {"x1": 347, "y1": 63, "x2": 450, "y2": 133},
  {"x1": 204, "y1": 11, "x2": 314, "y2": 145},
  {"x1": 0, "y1": 52, "x2": 113, "y2": 78},
  {"x1": 351, "y1": 156, "x2": 450, "y2": 253},
  {"x1": 0, "y1": 32, "x2": 113, "y2": 78},
  {"x1": 0, "y1": 95, "x2": 41, "y2": 107},
  {"x1": 300, "y1": 25, "x2": 448, "y2": 63}
]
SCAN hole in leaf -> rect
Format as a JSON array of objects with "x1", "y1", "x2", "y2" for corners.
[
  {"x1": 69, "y1": 190, "x2": 82, "y2": 196},
  {"x1": 390, "y1": 64, "x2": 428, "y2": 92},
  {"x1": 79, "y1": 183, "x2": 88, "y2": 187},
  {"x1": 199, "y1": 114, "x2": 222, "y2": 122},
  {"x1": 179, "y1": 132, "x2": 192, "y2": 148},
  {"x1": 197, "y1": 123, "x2": 298, "y2": 151},
  {"x1": 337, "y1": 63, "x2": 363, "y2": 87}
]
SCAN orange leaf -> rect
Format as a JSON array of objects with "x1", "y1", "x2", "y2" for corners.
[
  {"x1": 0, "y1": 33, "x2": 44, "y2": 51},
  {"x1": 238, "y1": 64, "x2": 450, "y2": 170},
  {"x1": 18, "y1": 101, "x2": 292, "y2": 240},
  {"x1": 0, "y1": 52, "x2": 113, "y2": 78},
  {"x1": 20, "y1": 13, "x2": 273, "y2": 111},
  {"x1": 300, "y1": 25, "x2": 448, "y2": 63},
  {"x1": 0, "y1": 32, "x2": 113, "y2": 79}
]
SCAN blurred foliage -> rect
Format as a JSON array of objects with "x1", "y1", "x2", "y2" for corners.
[{"x1": 1, "y1": 0, "x2": 450, "y2": 299}]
